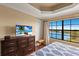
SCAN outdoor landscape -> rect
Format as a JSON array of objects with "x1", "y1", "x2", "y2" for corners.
[{"x1": 49, "y1": 18, "x2": 79, "y2": 43}]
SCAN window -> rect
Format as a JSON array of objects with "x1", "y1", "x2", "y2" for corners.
[
  {"x1": 64, "y1": 19, "x2": 71, "y2": 41},
  {"x1": 49, "y1": 18, "x2": 79, "y2": 43},
  {"x1": 56, "y1": 21, "x2": 62, "y2": 39},
  {"x1": 71, "y1": 18, "x2": 79, "y2": 42},
  {"x1": 49, "y1": 21, "x2": 57, "y2": 39},
  {"x1": 49, "y1": 20, "x2": 62, "y2": 39}
]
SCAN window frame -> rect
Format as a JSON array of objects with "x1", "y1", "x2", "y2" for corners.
[{"x1": 49, "y1": 18, "x2": 79, "y2": 42}]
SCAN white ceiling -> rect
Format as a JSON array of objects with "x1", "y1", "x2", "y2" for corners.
[{"x1": 0, "y1": 3, "x2": 79, "y2": 20}]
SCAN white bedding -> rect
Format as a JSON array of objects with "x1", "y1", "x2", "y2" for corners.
[{"x1": 31, "y1": 42, "x2": 79, "y2": 56}]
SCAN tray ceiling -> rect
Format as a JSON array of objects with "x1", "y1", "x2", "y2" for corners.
[{"x1": 30, "y1": 3, "x2": 72, "y2": 11}]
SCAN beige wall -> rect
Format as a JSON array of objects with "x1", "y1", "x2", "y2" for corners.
[
  {"x1": 0, "y1": 5, "x2": 44, "y2": 55},
  {"x1": 35, "y1": 19, "x2": 43, "y2": 41},
  {"x1": 0, "y1": 5, "x2": 43, "y2": 40}
]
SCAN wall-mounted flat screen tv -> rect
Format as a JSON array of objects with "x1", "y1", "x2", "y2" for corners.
[{"x1": 16, "y1": 25, "x2": 32, "y2": 36}]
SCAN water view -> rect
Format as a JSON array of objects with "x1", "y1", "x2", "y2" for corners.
[
  {"x1": 49, "y1": 18, "x2": 79, "y2": 42},
  {"x1": 49, "y1": 32, "x2": 70, "y2": 40}
]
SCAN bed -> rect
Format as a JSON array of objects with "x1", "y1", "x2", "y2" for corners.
[{"x1": 31, "y1": 42, "x2": 79, "y2": 56}]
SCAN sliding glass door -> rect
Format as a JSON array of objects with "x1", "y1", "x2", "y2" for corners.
[
  {"x1": 63, "y1": 19, "x2": 71, "y2": 41},
  {"x1": 56, "y1": 21, "x2": 62, "y2": 39},
  {"x1": 49, "y1": 20, "x2": 62, "y2": 40},
  {"x1": 49, "y1": 21, "x2": 57, "y2": 39},
  {"x1": 70, "y1": 18, "x2": 79, "y2": 43}
]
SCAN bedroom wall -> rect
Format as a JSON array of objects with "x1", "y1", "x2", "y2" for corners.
[
  {"x1": 35, "y1": 19, "x2": 43, "y2": 41},
  {"x1": 0, "y1": 5, "x2": 43, "y2": 40},
  {"x1": 0, "y1": 5, "x2": 43, "y2": 55}
]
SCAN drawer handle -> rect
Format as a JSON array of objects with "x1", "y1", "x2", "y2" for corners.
[
  {"x1": 8, "y1": 49, "x2": 15, "y2": 52},
  {"x1": 28, "y1": 48, "x2": 32, "y2": 50},
  {"x1": 9, "y1": 43, "x2": 15, "y2": 45},
  {"x1": 30, "y1": 42, "x2": 33, "y2": 44}
]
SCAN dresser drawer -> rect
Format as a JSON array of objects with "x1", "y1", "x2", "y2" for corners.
[
  {"x1": 17, "y1": 47, "x2": 27, "y2": 56},
  {"x1": 3, "y1": 51, "x2": 17, "y2": 56},
  {"x1": 27, "y1": 45, "x2": 35, "y2": 52},
  {"x1": 18, "y1": 40, "x2": 27, "y2": 44},
  {"x1": 2, "y1": 47, "x2": 17, "y2": 55},
  {"x1": 28, "y1": 36, "x2": 35, "y2": 42},
  {"x1": 18, "y1": 37, "x2": 27, "y2": 43},
  {"x1": 18, "y1": 43, "x2": 27, "y2": 48},
  {"x1": 28, "y1": 42, "x2": 35, "y2": 46},
  {"x1": 7, "y1": 52, "x2": 17, "y2": 56},
  {"x1": 27, "y1": 48, "x2": 34, "y2": 53},
  {"x1": 1, "y1": 40, "x2": 16, "y2": 47}
]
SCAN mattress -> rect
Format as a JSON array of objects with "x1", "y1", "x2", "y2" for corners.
[{"x1": 31, "y1": 42, "x2": 79, "y2": 56}]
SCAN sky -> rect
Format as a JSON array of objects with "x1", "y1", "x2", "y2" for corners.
[{"x1": 49, "y1": 18, "x2": 79, "y2": 30}]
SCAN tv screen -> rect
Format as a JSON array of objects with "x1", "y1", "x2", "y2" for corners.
[{"x1": 16, "y1": 25, "x2": 32, "y2": 36}]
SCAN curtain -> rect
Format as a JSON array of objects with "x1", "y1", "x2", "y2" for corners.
[{"x1": 44, "y1": 21, "x2": 49, "y2": 45}]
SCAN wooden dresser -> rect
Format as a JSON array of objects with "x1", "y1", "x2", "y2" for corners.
[{"x1": 1, "y1": 36, "x2": 35, "y2": 56}]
